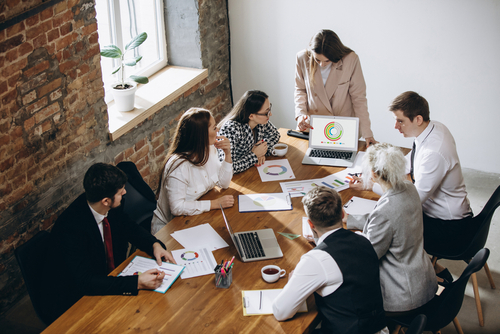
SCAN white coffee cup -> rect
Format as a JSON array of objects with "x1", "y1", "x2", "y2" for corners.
[
  {"x1": 261, "y1": 265, "x2": 286, "y2": 283},
  {"x1": 272, "y1": 143, "x2": 288, "y2": 157}
]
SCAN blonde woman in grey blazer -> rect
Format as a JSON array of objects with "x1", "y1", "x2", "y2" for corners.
[{"x1": 347, "y1": 143, "x2": 437, "y2": 313}]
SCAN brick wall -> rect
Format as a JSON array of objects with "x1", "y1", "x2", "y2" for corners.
[{"x1": 0, "y1": 0, "x2": 232, "y2": 316}]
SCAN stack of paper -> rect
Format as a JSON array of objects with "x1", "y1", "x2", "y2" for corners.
[
  {"x1": 242, "y1": 289, "x2": 307, "y2": 316},
  {"x1": 171, "y1": 223, "x2": 229, "y2": 251}
]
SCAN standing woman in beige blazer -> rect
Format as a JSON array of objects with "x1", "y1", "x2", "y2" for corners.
[{"x1": 295, "y1": 29, "x2": 376, "y2": 146}]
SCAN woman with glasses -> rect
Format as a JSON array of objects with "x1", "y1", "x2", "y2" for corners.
[
  {"x1": 295, "y1": 29, "x2": 376, "y2": 146},
  {"x1": 217, "y1": 90, "x2": 280, "y2": 173},
  {"x1": 151, "y1": 108, "x2": 234, "y2": 234}
]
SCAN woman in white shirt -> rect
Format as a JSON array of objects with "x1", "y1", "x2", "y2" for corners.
[
  {"x1": 151, "y1": 108, "x2": 234, "y2": 234},
  {"x1": 295, "y1": 29, "x2": 376, "y2": 146}
]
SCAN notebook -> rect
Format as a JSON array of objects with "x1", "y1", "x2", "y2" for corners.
[
  {"x1": 220, "y1": 206, "x2": 283, "y2": 262},
  {"x1": 302, "y1": 115, "x2": 359, "y2": 167}
]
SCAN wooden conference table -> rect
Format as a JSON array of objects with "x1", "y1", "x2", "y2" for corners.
[{"x1": 43, "y1": 128, "x2": 405, "y2": 334}]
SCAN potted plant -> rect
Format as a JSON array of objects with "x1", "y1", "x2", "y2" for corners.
[{"x1": 100, "y1": 32, "x2": 149, "y2": 112}]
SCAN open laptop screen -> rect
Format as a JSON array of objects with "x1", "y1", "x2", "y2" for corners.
[{"x1": 309, "y1": 116, "x2": 359, "y2": 151}]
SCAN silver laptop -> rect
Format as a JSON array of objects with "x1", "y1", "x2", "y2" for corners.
[
  {"x1": 220, "y1": 206, "x2": 283, "y2": 262},
  {"x1": 302, "y1": 115, "x2": 359, "y2": 167}
]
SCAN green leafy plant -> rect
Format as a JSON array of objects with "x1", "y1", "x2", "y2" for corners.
[{"x1": 100, "y1": 32, "x2": 149, "y2": 89}]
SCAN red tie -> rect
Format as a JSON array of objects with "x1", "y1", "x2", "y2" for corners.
[{"x1": 102, "y1": 217, "x2": 115, "y2": 273}]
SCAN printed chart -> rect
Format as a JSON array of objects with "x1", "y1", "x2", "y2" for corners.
[
  {"x1": 238, "y1": 193, "x2": 292, "y2": 212},
  {"x1": 171, "y1": 248, "x2": 218, "y2": 279},
  {"x1": 257, "y1": 159, "x2": 295, "y2": 182},
  {"x1": 280, "y1": 179, "x2": 322, "y2": 198},
  {"x1": 119, "y1": 256, "x2": 184, "y2": 293}
]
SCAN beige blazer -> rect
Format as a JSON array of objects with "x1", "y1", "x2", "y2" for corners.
[{"x1": 294, "y1": 49, "x2": 373, "y2": 138}]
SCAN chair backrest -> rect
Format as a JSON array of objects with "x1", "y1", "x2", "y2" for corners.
[
  {"x1": 462, "y1": 185, "x2": 500, "y2": 259},
  {"x1": 406, "y1": 314, "x2": 427, "y2": 334},
  {"x1": 14, "y1": 230, "x2": 53, "y2": 325},
  {"x1": 117, "y1": 161, "x2": 157, "y2": 230},
  {"x1": 426, "y1": 248, "x2": 490, "y2": 331}
]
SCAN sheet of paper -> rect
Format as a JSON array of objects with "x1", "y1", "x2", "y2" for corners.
[
  {"x1": 238, "y1": 193, "x2": 292, "y2": 212},
  {"x1": 352, "y1": 151, "x2": 365, "y2": 170},
  {"x1": 318, "y1": 174, "x2": 349, "y2": 192},
  {"x1": 302, "y1": 217, "x2": 319, "y2": 244},
  {"x1": 343, "y1": 196, "x2": 377, "y2": 216},
  {"x1": 171, "y1": 223, "x2": 229, "y2": 251},
  {"x1": 171, "y1": 248, "x2": 218, "y2": 279},
  {"x1": 257, "y1": 159, "x2": 296, "y2": 182},
  {"x1": 119, "y1": 256, "x2": 184, "y2": 293},
  {"x1": 279, "y1": 179, "x2": 323, "y2": 197},
  {"x1": 242, "y1": 289, "x2": 307, "y2": 316}
]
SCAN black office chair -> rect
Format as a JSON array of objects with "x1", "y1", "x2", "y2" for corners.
[
  {"x1": 405, "y1": 314, "x2": 427, "y2": 334},
  {"x1": 15, "y1": 230, "x2": 53, "y2": 325},
  {"x1": 426, "y1": 185, "x2": 499, "y2": 326},
  {"x1": 392, "y1": 248, "x2": 490, "y2": 334},
  {"x1": 117, "y1": 161, "x2": 157, "y2": 232}
]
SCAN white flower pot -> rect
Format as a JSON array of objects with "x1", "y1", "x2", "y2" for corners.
[{"x1": 111, "y1": 82, "x2": 138, "y2": 112}]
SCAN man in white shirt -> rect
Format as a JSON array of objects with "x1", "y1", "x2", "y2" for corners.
[
  {"x1": 272, "y1": 187, "x2": 387, "y2": 334},
  {"x1": 388, "y1": 91, "x2": 474, "y2": 257}
]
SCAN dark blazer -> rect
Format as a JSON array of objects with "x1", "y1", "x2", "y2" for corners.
[{"x1": 43, "y1": 193, "x2": 165, "y2": 322}]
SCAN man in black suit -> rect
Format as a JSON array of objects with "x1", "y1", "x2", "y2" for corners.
[{"x1": 45, "y1": 163, "x2": 175, "y2": 323}]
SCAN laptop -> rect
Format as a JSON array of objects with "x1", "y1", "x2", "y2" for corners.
[
  {"x1": 220, "y1": 206, "x2": 283, "y2": 262},
  {"x1": 302, "y1": 115, "x2": 359, "y2": 167}
]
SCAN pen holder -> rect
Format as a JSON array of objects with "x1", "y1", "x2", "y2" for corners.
[{"x1": 215, "y1": 269, "x2": 232, "y2": 289}]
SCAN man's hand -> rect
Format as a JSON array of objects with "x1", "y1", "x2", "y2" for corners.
[
  {"x1": 138, "y1": 268, "x2": 165, "y2": 290},
  {"x1": 153, "y1": 242, "x2": 176, "y2": 265}
]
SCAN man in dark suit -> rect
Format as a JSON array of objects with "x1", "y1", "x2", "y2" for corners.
[{"x1": 44, "y1": 163, "x2": 175, "y2": 323}]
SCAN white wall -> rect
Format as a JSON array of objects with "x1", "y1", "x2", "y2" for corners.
[{"x1": 228, "y1": 0, "x2": 500, "y2": 173}]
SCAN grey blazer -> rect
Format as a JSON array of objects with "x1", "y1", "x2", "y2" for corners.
[{"x1": 347, "y1": 181, "x2": 437, "y2": 312}]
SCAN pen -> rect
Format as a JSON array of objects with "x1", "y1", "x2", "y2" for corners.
[
  {"x1": 226, "y1": 256, "x2": 235, "y2": 270},
  {"x1": 259, "y1": 291, "x2": 262, "y2": 310},
  {"x1": 348, "y1": 173, "x2": 361, "y2": 177}
]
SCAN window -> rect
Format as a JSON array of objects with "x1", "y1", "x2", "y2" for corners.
[{"x1": 95, "y1": 0, "x2": 167, "y2": 102}]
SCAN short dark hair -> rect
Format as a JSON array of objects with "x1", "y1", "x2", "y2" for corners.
[
  {"x1": 302, "y1": 186, "x2": 343, "y2": 229},
  {"x1": 389, "y1": 91, "x2": 430, "y2": 122},
  {"x1": 83, "y1": 163, "x2": 127, "y2": 203}
]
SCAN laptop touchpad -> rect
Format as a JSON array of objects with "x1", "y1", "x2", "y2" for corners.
[{"x1": 261, "y1": 238, "x2": 278, "y2": 249}]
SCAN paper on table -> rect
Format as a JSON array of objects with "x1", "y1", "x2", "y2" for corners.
[
  {"x1": 238, "y1": 193, "x2": 292, "y2": 212},
  {"x1": 343, "y1": 196, "x2": 377, "y2": 216},
  {"x1": 242, "y1": 289, "x2": 307, "y2": 316},
  {"x1": 119, "y1": 256, "x2": 184, "y2": 293},
  {"x1": 171, "y1": 248, "x2": 218, "y2": 279},
  {"x1": 171, "y1": 223, "x2": 229, "y2": 251},
  {"x1": 280, "y1": 179, "x2": 323, "y2": 198},
  {"x1": 302, "y1": 217, "x2": 318, "y2": 244},
  {"x1": 319, "y1": 174, "x2": 349, "y2": 192},
  {"x1": 257, "y1": 159, "x2": 296, "y2": 182}
]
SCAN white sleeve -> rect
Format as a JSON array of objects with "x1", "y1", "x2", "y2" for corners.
[
  {"x1": 167, "y1": 164, "x2": 210, "y2": 216},
  {"x1": 217, "y1": 160, "x2": 233, "y2": 189},
  {"x1": 414, "y1": 150, "x2": 449, "y2": 204},
  {"x1": 272, "y1": 251, "x2": 342, "y2": 321}
]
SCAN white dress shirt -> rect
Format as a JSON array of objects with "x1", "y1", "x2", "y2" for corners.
[
  {"x1": 320, "y1": 62, "x2": 333, "y2": 86},
  {"x1": 373, "y1": 120, "x2": 471, "y2": 220},
  {"x1": 152, "y1": 146, "x2": 233, "y2": 234},
  {"x1": 88, "y1": 203, "x2": 106, "y2": 242},
  {"x1": 408, "y1": 121, "x2": 471, "y2": 220},
  {"x1": 272, "y1": 229, "x2": 388, "y2": 334}
]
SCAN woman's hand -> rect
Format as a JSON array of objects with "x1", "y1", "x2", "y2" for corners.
[
  {"x1": 349, "y1": 175, "x2": 370, "y2": 191},
  {"x1": 365, "y1": 137, "x2": 377, "y2": 147},
  {"x1": 297, "y1": 115, "x2": 313, "y2": 132},
  {"x1": 210, "y1": 195, "x2": 235, "y2": 210},
  {"x1": 214, "y1": 135, "x2": 232, "y2": 163},
  {"x1": 252, "y1": 140, "x2": 267, "y2": 157}
]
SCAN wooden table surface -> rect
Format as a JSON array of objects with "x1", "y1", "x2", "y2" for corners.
[{"x1": 42, "y1": 128, "x2": 401, "y2": 334}]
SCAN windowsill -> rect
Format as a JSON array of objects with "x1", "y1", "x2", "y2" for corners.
[{"x1": 107, "y1": 66, "x2": 208, "y2": 141}]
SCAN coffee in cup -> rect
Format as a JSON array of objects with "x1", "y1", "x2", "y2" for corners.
[
  {"x1": 261, "y1": 265, "x2": 286, "y2": 283},
  {"x1": 272, "y1": 143, "x2": 288, "y2": 157}
]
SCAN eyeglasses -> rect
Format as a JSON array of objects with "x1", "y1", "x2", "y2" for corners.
[{"x1": 254, "y1": 103, "x2": 272, "y2": 117}]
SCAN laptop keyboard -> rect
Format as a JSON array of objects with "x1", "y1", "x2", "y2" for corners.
[
  {"x1": 238, "y1": 232, "x2": 265, "y2": 259},
  {"x1": 310, "y1": 149, "x2": 353, "y2": 160}
]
